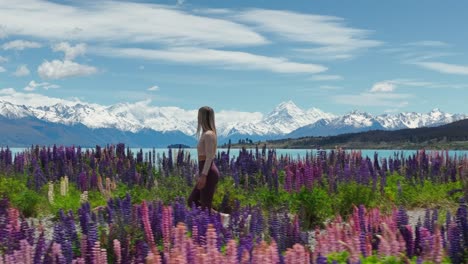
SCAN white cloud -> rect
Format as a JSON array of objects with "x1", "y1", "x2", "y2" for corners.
[
  {"x1": 176, "y1": 0, "x2": 185, "y2": 6},
  {"x1": 391, "y1": 79, "x2": 468, "y2": 89},
  {"x1": 148, "y1": 85, "x2": 159, "y2": 91},
  {"x1": 2, "y1": 40, "x2": 42, "y2": 50},
  {"x1": 333, "y1": 92, "x2": 412, "y2": 107},
  {"x1": 0, "y1": 56, "x2": 7, "y2": 63},
  {"x1": 0, "y1": 66, "x2": 5, "y2": 73},
  {"x1": 216, "y1": 110, "x2": 263, "y2": 124},
  {"x1": 52, "y1": 42, "x2": 87, "y2": 60},
  {"x1": 94, "y1": 47, "x2": 327, "y2": 74},
  {"x1": 0, "y1": 0, "x2": 266, "y2": 47},
  {"x1": 193, "y1": 8, "x2": 232, "y2": 15},
  {"x1": 370, "y1": 81, "x2": 395, "y2": 93},
  {"x1": 0, "y1": 25, "x2": 6, "y2": 39},
  {"x1": 309, "y1": 74, "x2": 343, "y2": 81},
  {"x1": 0, "y1": 88, "x2": 16, "y2": 95},
  {"x1": 0, "y1": 88, "x2": 81, "y2": 107},
  {"x1": 13, "y1": 65, "x2": 30, "y2": 77},
  {"x1": 405, "y1": 41, "x2": 449, "y2": 47},
  {"x1": 236, "y1": 9, "x2": 381, "y2": 59},
  {"x1": 413, "y1": 61, "x2": 468, "y2": 75},
  {"x1": 37, "y1": 60, "x2": 98, "y2": 79},
  {"x1": 24, "y1": 80, "x2": 60, "y2": 92}
]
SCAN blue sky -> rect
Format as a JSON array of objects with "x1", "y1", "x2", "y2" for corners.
[{"x1": 0, "y1": 0, "x2": 467, "y2": 117}]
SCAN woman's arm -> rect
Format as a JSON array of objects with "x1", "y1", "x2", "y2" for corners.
[{"x1": 201, "y1": 130, "x2": 216, "y2": 176}]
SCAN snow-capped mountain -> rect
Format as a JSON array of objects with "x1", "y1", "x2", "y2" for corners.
[
  {"x1": 0, "y1": 100, "x2": 467, "y2": 145},
  {"x1": 287, "y1": 110, "x2": 385, "y2": 138},
  {"x1": 0, "y1": 101, "x2": 33, "y2": 119},
  {"x1": 217, "y1": 101, "x2": 336, "y2": 137},
  {"x1": 287, "y1": 108, "x2": 468, "y2": 138},
  {"x1": 376, "y1": 108, "x2": 467, "y2": 129},
  {"x1": 261, "y1": 100, "x2": 336, "y2": 134}
]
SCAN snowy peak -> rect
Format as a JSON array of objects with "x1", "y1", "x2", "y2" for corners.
[
  {"x1": 335, "y1": 110, "x2": 377, "y2": 128},
  {"x1": 260, "y1": 101, "x2": 335, "y2": 135},
  {"x1": 0, "y1": 99, "x2": 466, "y2": 139},
  {"x1": 272, "y1": 100, "x2": 301, "y2": 112},
  {"x1": 0, "y1": 101, "x2": 32, "y2": 119},
  {"x1": 376, "y1": 109, "x2": 467, "y2": 129},
  {"x1": 266, "y1": 100, "x2": 304, "y2": 121}
]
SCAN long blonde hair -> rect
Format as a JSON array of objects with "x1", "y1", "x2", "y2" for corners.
[{"x1": 197, "y1": 106, "x2": 217, "y2": 142}]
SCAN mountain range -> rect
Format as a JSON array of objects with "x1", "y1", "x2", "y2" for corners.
[{"x1": 0, "y1": 100, "x2": 466, "y2": 147}]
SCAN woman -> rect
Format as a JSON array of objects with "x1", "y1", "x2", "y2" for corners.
[{"x1": 187, "y1": 106, "x2": 220, "y2": 213}]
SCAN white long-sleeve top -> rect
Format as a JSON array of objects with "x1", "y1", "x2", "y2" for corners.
[{"x1": 197, "y1": 130, "x2": 217, "y2": 175}]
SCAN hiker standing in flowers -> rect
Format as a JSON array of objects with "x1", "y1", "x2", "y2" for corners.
[{"x1": 187, "y1": 106, "x2": 220, "y2": 213}]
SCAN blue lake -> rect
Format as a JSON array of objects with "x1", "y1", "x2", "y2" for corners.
[{"x1": 6, "y1": 147, "x2": 468, "y2": 161}]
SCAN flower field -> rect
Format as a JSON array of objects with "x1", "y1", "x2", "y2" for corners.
[{"x1": 0, "y1": 144, "x2": 467, "y2": 263}]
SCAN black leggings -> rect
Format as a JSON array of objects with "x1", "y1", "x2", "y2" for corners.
[{"x1": 187, "y1": 160, "x2": 219, "y2": 211}]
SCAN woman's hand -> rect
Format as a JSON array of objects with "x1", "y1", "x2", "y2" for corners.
[{"x1": 197, "y1": 174, "x2": 207, "y2": 189}]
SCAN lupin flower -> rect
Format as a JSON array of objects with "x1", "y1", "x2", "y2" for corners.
[
  {"x1": 162, "y1": 206, "x2": 173, "y2": 253},
  {"x1": 113, "y1": 239, "x2": 122, "y2": 264},
  {"x1": 60, "y1": 176, "x2": 69, "y2": 196},
  {"x1": 48, "y1": 182, "x2": 54, "y2": 204},
  {"x1": 141, "y1": 201, "x2": 157, "y2": 253}
]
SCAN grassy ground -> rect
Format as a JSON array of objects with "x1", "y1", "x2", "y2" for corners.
[{"x1": 1, "y1": 171, "x2": 462, "y2": 229}]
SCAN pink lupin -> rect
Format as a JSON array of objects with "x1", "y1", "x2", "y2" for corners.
[
  {"x1": 141, "y1": 201, "x2": 157, "y2": 253},
  {"x1": 72, "y1": 258, "x2": 85, "y2": 264},
  {"x1": 162, "y1": 206, "x2": 173, "y2": 253},
  {"x1": 80, "y1": 235, "x2": 88, "y2": 262},
  {"x1": 240, "y1": 249, "x2": 250, "y2": 264},
  {"x1": 268, "y1": 240, "x2": 280, "y2": 264},
  {"x1": 432, "y1": 226, "x2": 443, "y2": 264},
  {"x1": 52, "y1": 242, "x2": 65, "y2": 263},
  {"x1": 113, "y1": 239, "x2": 122, "y2": 264},
  {"x1": 225, "y1": 240, "x2": 238, "y2": 264},
  {"x1": 192, "y1": 225, "x2": 199, "y2": 246},
  {"x1": 7, "y1": 208, "x2": 20, "y2": 232}
]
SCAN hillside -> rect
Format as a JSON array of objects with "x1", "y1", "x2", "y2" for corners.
[
  {"x1": 0, "y1": 116, "x2": 197, "y2": 148},
  {"x1": 237, "y1": 118, "x2": 468, "y2": 149}
]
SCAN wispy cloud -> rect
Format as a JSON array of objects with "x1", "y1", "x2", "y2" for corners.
[
  {"x1": 405, "y1": 40, "x2": 449, "y2": 47},
  {"x1": 0, "y1": 56, "x2": 7, "y2": 63},
  {"x1": 93, "y1": 47, "x2": 327, "y2": 74},
  {"x1": 333, "y1": 92, "x2": 412, "y2": 107},
  {"x1": 24, "y1": 80, "x2": 60, "y2": 91},
  {"x1": 370, "y1": 79, "x2": 468, "y2": 91},
  {"x1": 148, "y1": 85, "x2": 160, "y2": 91},
  {"x1": 236, "y1": 9, "x2": 381, "y2": 60},
  {"x1": 401, "y1": 52, "x2": 456, "y2": 64},
  {"x1": 0, "y1": 0, "x2": 266, "y2": 47},
  {"x1": 13, "y1": 65, "x2": 30, "y2": 77},
  {"x1": 38, "y1": 60, "x2": 98, "y2": 79},
  {"x1": 309, "y1": 74, "x2": 343, "y2": 81},
  {"x1": 413, "y1": 61, "x2": 468, "y2": 75},
  {"x1": 390, "y1": 78, "x2": 468, "y2": 89},
  {"x1": 370, "y1": 81, "x2": 395, "y2": 93},
  {"x1": 2, "y1": 40, "x2": 42, "y2": 50},
  {"x1": 0, "y1": 66, "x2": 5, "y2": 73}
]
